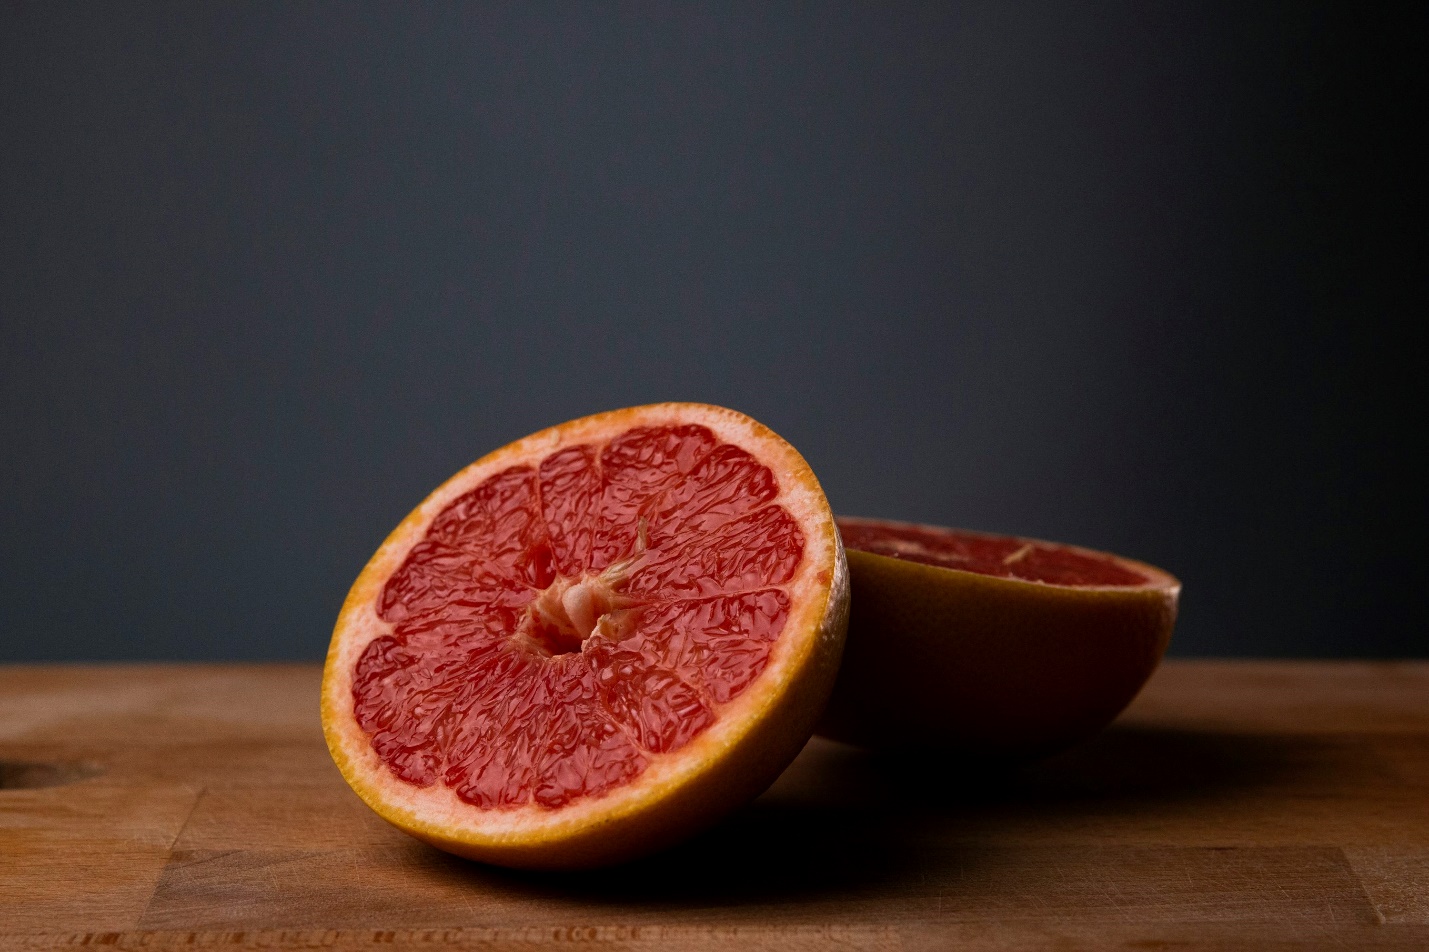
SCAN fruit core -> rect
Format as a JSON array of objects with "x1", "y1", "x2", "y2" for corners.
[
  {"x1": 352, "y1": 424, "x2": 807, "y2": 811},
  {"x1": 838, "y1": 519, "x2": 1147, "y2": 587}
]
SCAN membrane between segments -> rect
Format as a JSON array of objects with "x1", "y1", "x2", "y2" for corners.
[{"x1": 352, "y1": 425, "x2": 804, "y2": 810}]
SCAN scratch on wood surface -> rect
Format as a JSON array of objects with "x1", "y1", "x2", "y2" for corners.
[
  {"x1": 1344, "y1": 848, "x2": 1429, "y2": 924},
  {"x1": 165, "y1": 788, "x2": 206, "y2": 851}
]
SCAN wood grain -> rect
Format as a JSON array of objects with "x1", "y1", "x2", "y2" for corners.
[{"x1": 1, "y1": 661, "x2": 1426, "y2": 949}]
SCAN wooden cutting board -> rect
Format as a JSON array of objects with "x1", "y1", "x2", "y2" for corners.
[{"x1": 1, "y1": 661, "x2": 1426, "y2": 950}]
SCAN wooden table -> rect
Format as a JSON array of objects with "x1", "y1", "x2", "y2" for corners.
[{"x1": 1, "y1": 662, "x2": 1426, "y2": 950}]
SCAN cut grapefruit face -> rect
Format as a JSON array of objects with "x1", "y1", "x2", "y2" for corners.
[
  {"x1": 322, "y1": 404, "x2": 847, "y2": 869},
  {"x1": 836, "y1": 519, "x2": 1167, "y2": 588},
  {"x1": 820, "y1": 517, "x2": 1178, "y2": 757}
]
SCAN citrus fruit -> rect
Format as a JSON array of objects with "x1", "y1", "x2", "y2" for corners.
[
  {"x1": 818, "y1": 517, "x2": 1178, "y2": 758},
  {"x1": 321, "y1": 403, "x2": 848, "y2": 869}
]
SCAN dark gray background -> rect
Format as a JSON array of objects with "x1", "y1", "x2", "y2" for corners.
[{"x1": 1, "y1": 3, "x2": 1420, "y2": 661}]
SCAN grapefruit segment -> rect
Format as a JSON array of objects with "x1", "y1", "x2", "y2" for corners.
[
  {"x1": 820, "y1": 517, "x2": 1178, "y2": 758},
  {"x1": 322, "y1": 404, "x2": 848, "y2": 869}
]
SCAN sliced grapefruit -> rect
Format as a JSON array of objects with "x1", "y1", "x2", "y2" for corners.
[
  {"x1": 819, "y1": 517, "x2": 1178, "y2": 758},
  {"x1": 321, "y1": 404, "x2": 848, "y2": 869}
]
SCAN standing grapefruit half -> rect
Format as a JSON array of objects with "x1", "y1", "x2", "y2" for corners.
[
  {"x1": 321, "y1": 404, "x2": 848, "y2": 869},
  {"x1": 819, "y1": 517, "x2": 1178, "y2": 758}
]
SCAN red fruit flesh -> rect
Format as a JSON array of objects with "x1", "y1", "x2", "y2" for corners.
[
  {"x1": 837, "y1": 521, "x2": 1149, "y2": 587},
  {"x1": 350, "y1": 425, "x2": 805, "y2": 811}
]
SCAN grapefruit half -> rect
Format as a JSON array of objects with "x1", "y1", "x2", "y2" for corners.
[
  {"x1": 322, "y1": 404, "x2": 848, "y2": 869},
  {"x1": 819, "y1": 517, "x2": 1178, "y2": 758}
]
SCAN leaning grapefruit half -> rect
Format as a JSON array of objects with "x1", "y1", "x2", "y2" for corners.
[
  {"x1": 819, "y1": 517, "x2": 1178, "y2": 758},
  {"x1": 322, "y1": 404, "x2": 848, "y2": 869}
]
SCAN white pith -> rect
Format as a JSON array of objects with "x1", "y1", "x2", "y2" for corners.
[
  {"x1": 322, "y1": 403, "x2": 845, "y2": 848},
  {"x1": 524, "y1": 557, "x2": 634, "y2": 654}
]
